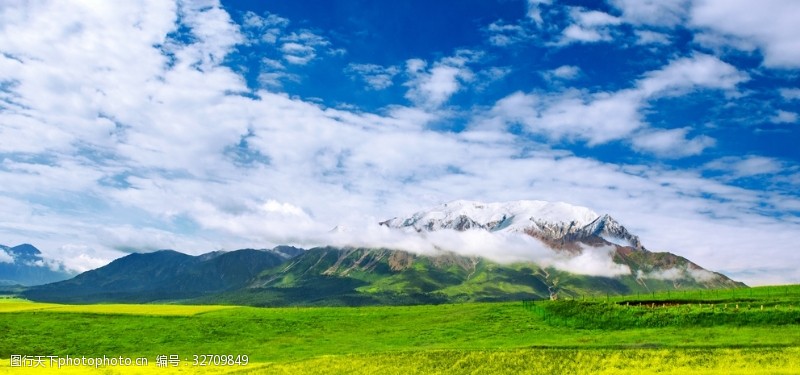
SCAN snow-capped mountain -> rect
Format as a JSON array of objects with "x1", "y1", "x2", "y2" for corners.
[
  {"x1": 381, "y1": 200, "x2": 644, "y2": 250},
  {"x1": 22, "y1": 201, "x2": 744, "y2": 305}
]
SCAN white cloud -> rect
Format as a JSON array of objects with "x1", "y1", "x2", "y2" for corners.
[
  {"x1": 283, "y1": 30, "x2": 329, "y2": 47},
  {"x1": 403, "y1": 51, "x2": 479, "y2": 108},
  {"x1": 280, "y1": 41, "x2": 317, "y2": 65},
  {"x1": 561, "y1": 25, "x2": 604, "y2": 43},
  {"x1": 416, "y1": 66, "x2": 462, "y2": 104},
  {"x1": 261, "y1": 57, "x2": 285, "y2": 70},
  {"x1": 639, "y1": 266, "x2": 717, "y2": 282},
  {"x1": 537, "y1": 90, "x2": 644, "y2": 145},
  {"x1": 256, "y1": 57, "x2": 299, "y2": 89},
  {"x1": 526, "y1": 0, "x2": 552, "y2": 25},
  {"x1": 634, "y1": 30, "x2": 671, "y2": 45},
  {"x1": 54, "y1": 244, "x2": 114, "y2": 273},
  {"x1": 611, "y1": 0, "x2": 800, "y2": 69},
  {"x1": 481, "y1": 54, "x2": 744, "y2": 148},
  {"x1": 687, "y1": 268, "x2": 718, "y2": 282},
  {"x1": 241, "y1": 11, "x2": 289, "y2": 44},
  {"x1": 479, "y1": 88, "x2": 642, "y2": 146},
  {"x1": 328, "y1": 226, "x2": 630, "y2": 277},
  {"x1": 178, "y1": 2, "x2": 243, "y2": 66},
  {"x1": 690, "y1": 0, "x2": 800, "y2": 68},
  {"x1": 780, "y1": 88, "x2": 800, "y2": 101},
  {"x1": 771, "y1": 110, "x2": 798, "y2": 124},
  {"x1": 637, "y1": 53, "x2": 747, "y2": 98},
  {"x1": 0, "y1": 249, "x2": 13, "y2": 263},
  {"x1": 576, "y1": 9, "x2": 623, "y2": 27},
  {"x1": 240, "y1": 12, "x2": 336, "y2": 66},
  {"x1": 475, "y1": 67, "x2": 512, "y2": 90},
  {"x1": 691, "y1": 30, "x2": 758, "y2": 55},
  {"x1": 328, "y1": 225, "x2": 554, "y2": 264},
  {"x1": 242, "y1": 11, "x2": 289, "y2": 30},
  {"x1": 610, "y1": 0, "x2": 690, "y2": 27},
  {"x1": 486, "y1": 21, "x2": 533, "y2": 47},
  {"x1": 281, "y1": 30, "x2": 342, "y2": 63},
  {"x1": 553, "y1": 245, "x2": 632, "y2": 277},
  {"x1": 546, "y1": 65, "x2": 581, "y2": 80},
  {"x1": 345, "y1": 63, "x2": 400, "y2": 90},
  {"x1": 558, "y1": 7, "x2": 621, "y2": 45},
  {"x1": 632, "y1": 128, "x2": 716, "y2": 158},
  {"x1": 704, "y1": 156, "x2": 783, "y2": 178},
  {"x1": 258, "y1": 71, "x2": 297, "y2": 90},
  {"x1": 261, "y1": 200, "x2": 309, "y2": 218}
]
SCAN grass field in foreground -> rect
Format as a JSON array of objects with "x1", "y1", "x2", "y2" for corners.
[
  {"x1": 1, "y1": 348, "x2": 799, "y2": 374},
  {"x1": 1, "y1": 285, "x2": 799, "y2": 373}
]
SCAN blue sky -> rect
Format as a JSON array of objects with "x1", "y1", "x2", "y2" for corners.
[{"x1": 0, "y1": 0, "x2": 798, "y2": 285}]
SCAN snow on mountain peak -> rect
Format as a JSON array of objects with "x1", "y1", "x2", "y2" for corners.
[
  {"x1": 383, "y1": 200, "x2": 601, "y2": 233},
  {"x1": 380, "y1": 200, "x2": 646, "y2": 251}
]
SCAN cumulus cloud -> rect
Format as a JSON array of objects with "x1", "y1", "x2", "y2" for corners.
[
  {"x1": 403, "y1": 51, "x2": 480, "y2": 108},
  {"x1": 558, "y1": 7, "x2": 622, "y2": 45},
  {"x1": 771, "y1": 110, "x2": 798, "y2": 124},
  {"x1": 637, "y1": 53, "x2": 747, "y2": 97},
  {"x1": 534, "y1": 90, "x2": 643, "y2": 145},
  {"x1": 0, "y1": 249, "x2": 13, "y2": 264},
  {"x1": 690, "y1": 0, "x2": 800, "y2": 69},
  {"x1": 54, "y1": 244, "x2": 115, "y2": 273},
  {"x1": 545, "y1": 65, "x2": 581, "y2": 80},
  {"x1": 479, "y1": 54, "x2": 744, "y2": 149},
  {"x1": 780, "y1": 88, "x2": 800, "y2": 101},
  {"x1": 610, "y1": 0, "x2": 799, "y2": 69}
]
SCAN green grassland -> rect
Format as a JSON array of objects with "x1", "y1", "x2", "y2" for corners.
[
  {"x1": 0, "y1": 298, "x2": 236, "y2": 316},
  {"x1": 527, "y1": 284, "x2": 800, "y2": 329},
  {"x1": 1, "y1": 285, "x2": 800, "y2": 374}
]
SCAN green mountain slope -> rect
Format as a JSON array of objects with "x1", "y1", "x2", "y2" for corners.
[
  {"x1": 23, "y1": 248, "x2": 294, "y2": 303},
  {"x1": 203, "y1": 245, "x2": 743, "y2": 306},
  {"x1": 21, "y1": 241, "x2": 743, "y2": 306}
]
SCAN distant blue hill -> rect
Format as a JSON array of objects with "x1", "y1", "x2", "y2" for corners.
[{"x1": 0, "y1": 244, "x2": 75, "y2": 286}]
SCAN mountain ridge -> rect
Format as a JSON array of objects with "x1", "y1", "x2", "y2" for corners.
[
  {"x1": 0, "y1": 243, "x2": 75, "y2": 286},
  {"x1": 381, "y1": 200, "x2": 644, "y2": 251},
  {"x1": 19, "y1": 199, "x2": 745, "y2": 305},
  {"x1": 23, "y1": 247, "x2": 300, "y2": 303}
]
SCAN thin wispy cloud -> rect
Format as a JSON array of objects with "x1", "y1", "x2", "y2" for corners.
[{"x1": 345, "y1": 63, "x2": 400, "y2": 90}]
